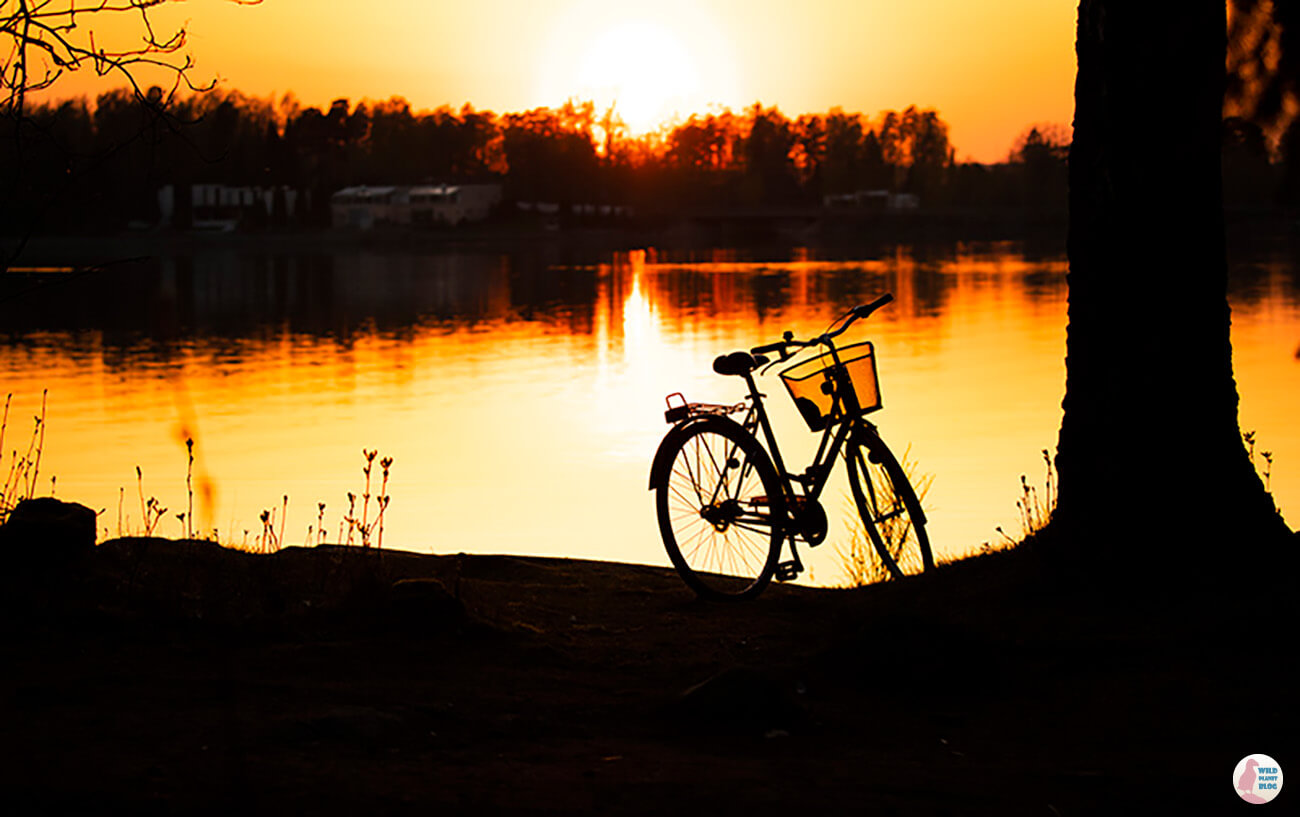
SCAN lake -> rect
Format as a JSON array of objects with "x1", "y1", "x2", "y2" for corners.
[{"x1": 2, "y1": 238, "x2": 1296, "y2": 585}]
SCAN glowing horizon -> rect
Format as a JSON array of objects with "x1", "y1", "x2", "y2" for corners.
[{"x1": 27, "y1": 0, "x2": 1075, "y2": 162}]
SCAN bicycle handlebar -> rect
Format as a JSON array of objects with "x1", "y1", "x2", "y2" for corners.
[
  {"x1": 750, "y1": 293, "x2": 894, "y2": 359},
  {"x1": 751, "y1": 338, "x2": 790, "y2": 356},
  {"x1": 853, "y1": 292, "x2": 894, "y2": 320}
]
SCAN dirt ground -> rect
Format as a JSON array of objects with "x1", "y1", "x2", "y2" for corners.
[{"x1": 3, "y1": 537, "x2": 1295, "y2": 815}]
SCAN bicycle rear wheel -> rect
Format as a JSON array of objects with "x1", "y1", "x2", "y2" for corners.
[
  {"x1": 844, "y1": 424, "x2": 932, "y2": 581},
  {"x1": 653, "y1": 418, "x2": 784, "y2": 600}
]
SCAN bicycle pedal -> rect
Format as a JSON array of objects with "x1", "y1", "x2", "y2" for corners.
[{"x1": 775, "y1": 560, "x2": 802, "y2": 581}]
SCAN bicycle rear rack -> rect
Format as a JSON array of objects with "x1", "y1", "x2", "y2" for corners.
[{"x1": 663, "y1": 392, "x2": 747, "y2": 424}]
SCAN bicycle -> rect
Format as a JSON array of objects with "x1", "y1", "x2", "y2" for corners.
[{"x1": 648, "y1": 293, "x2": 932, "y2": 600}]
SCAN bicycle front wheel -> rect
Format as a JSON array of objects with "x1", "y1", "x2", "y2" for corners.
[
  {"x1": 844, "y1": 424, "x2": 933, "y2": 581},
  {"x1": 654, "y1": 418, "x2": 784, "y2": 601}
]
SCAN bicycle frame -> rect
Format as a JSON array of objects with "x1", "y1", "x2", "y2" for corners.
[{"x1": 732, "y1": 336, "x2": 864, "y2": 514}]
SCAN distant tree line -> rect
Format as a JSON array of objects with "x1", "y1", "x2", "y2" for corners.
[{"x1": 0, "y1": 86, "x2": 1290, "y2": 233}]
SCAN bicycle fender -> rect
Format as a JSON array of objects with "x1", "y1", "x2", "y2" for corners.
[{"x1": 647, "y1": 414, "x2": 753, "y2": 490}]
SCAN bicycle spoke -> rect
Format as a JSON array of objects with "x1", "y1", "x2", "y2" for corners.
[
  {"x1": 681, "y1": 527, "x2": 710, "y2": 562},
  {"x1": 700, "y1": 434, "x2": 730, "y2": 506},
  {"x1": 728, "y1": 527, "x2": 763, "y2": 576},
  {"x1": 876, "y1": 505, "x2": 906, "y2": 524},
  {"x1": 673, "y1": 443, "x2": 705, "y2": 508},
  {"x1": 686, "y1": 435, "x2": 709, "y2": 504},
  {"x1": 732, "y1": 530, "x2": 768, "y2": 574},
  {"x1": 730, "y1": 518, "x2": 776, "y2": 537},
  {"x1": 667, "y1": 478, "x2": 702, "y2": 511},
  {"x1": 723, "y1": 529, "x2": 742, "y2": 577}
]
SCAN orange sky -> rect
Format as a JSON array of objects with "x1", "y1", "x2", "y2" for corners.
[{"x1": 38, "y1": 0, "x2": 1076, "y2": 163}]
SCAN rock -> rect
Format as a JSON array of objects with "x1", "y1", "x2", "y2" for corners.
[{"x1": 0, "y1": 497, "x2": 96, "y2": 568}]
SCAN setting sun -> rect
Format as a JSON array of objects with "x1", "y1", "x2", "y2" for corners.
[
  {"x1": 577, "y1": 22, "x2": 700, "y2": 134},
  {"x1": 534, "y1": 2, "x2": 744, "y2": 136}
]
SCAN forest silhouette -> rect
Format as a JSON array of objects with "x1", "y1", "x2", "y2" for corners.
[
  {"x1": 4, "y1": 88, "x2": 1288, "y2": 235},
  {"x1": 3, "y1": 91, "x2": 1084, "y2": 233}
]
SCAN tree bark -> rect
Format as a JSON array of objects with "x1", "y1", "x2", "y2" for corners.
[{"x1": 1055, "y1": 1, "x2": 1287, "y2": 578}]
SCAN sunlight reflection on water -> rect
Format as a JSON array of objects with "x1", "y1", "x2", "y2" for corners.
[{"x1": 1, "y1": 242, "x2": 1295, "y2": 585}]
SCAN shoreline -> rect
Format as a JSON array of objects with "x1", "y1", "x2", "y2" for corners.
[
  {"x1": 5, "y1": 532, "x2": 1294, "y2": 814},
  {"x1": 7, "y1": 208, "x2": 1075, "y2": 264},
  {"x1": 7, "y1": 208, "x2": 1295, "y2": 268}
]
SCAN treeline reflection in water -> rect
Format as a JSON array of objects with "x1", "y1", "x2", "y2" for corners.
[
  {"x1": 2, "y1": 243, "x2": 1084, "y2": 341},
  {"x1": 1, "y1": 242, "x2": 1296, "y2": 582}
]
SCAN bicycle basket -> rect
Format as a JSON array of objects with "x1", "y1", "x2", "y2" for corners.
[{"x1": 779, "y1": 341, "x2": 882, "y2": 431}]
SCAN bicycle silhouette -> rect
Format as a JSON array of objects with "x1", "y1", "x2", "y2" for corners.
[{"x1": 649, "y1": 294, "x2": 932, "y2": 600}]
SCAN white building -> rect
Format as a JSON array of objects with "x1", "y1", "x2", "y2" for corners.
[
  {"x1": 330, "y1": 186, "x2": 401, "y2": 229},
  {"x1": 157, "y1": 183, "x2": 302, "y2": 230},
  {"x1": 331, "y1": 183, "x2": 503, "y2": 229},
  {"x1": 822, "y1": 189, "x2": 920, "y2": 212}
]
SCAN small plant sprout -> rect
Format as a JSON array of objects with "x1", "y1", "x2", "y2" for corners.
[
  {"x1": 278, "y1": 495, "x2": 288, "y2": 547},
  {"x1": 361, "y1": 449, "x2": 377, "y2": 537},
  {"x1": 987, "y1": 448, "x2": 1056, "y2": 552},
  {"x1": 32, "y1": 390, "x2": 46, "y2": 498},
  {"x1": 136, "y1": 466, "x2": 147, "y2": 531},
  {"x1": 344, "y1": 492, "x2": 357, "y2": 545},
  {"x1": 1, "y1": 391, "x2": 49, "y2": 524},
  {"x1": 377, "y1": 456, "x2": 393, "y2": 549},
  {"x1": 185, "y1": 437, "x2": 194, "y2": 540},
  {"x1": 376, "y1": 495, "x2": 390, "y2": 549},
  {"x1": 259, "y1": 509, "x2": 279, "y2": 553},
  {"x1": 333, "y1": 451, "x2": 395, "y2": 548},
  {"x1": 1243, "y1": 429, "x2": 1278, "y2": 502},
  {"x1": 316, "y1": 503, "x2": 326, "y2": 545},
  {"x1": 143, "y1": 497, "x2": 167, "y2": 536}
]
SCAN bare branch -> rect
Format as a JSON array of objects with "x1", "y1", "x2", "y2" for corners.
[{"x1": 3, "y1": 0, "x2": 262, "y2": 118}]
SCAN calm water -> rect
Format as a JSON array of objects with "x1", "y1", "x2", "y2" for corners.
[{"x1": 3, "y1": 241, "x2": 1297, "y2": 585}]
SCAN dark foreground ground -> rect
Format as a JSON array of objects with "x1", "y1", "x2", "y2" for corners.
[{"x1": 3, "y1": 536, "x2": 1295, "y2": 815}]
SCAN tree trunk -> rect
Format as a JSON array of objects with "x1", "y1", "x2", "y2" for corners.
[{"x1": 1055, "y1": 1, "x2": 1286, "y2": 578}]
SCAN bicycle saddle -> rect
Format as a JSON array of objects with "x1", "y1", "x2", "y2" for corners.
[{"x1": 712, "y1": 351, "x2": 769, "y2": 376}]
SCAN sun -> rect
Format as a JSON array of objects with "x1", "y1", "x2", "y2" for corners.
[
  {"x1": 576, "y1": 21, "x2": 701, "y2": 134},
  {"x1": 534, "y1": 4, "x2": 742, "y2": 135}
]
